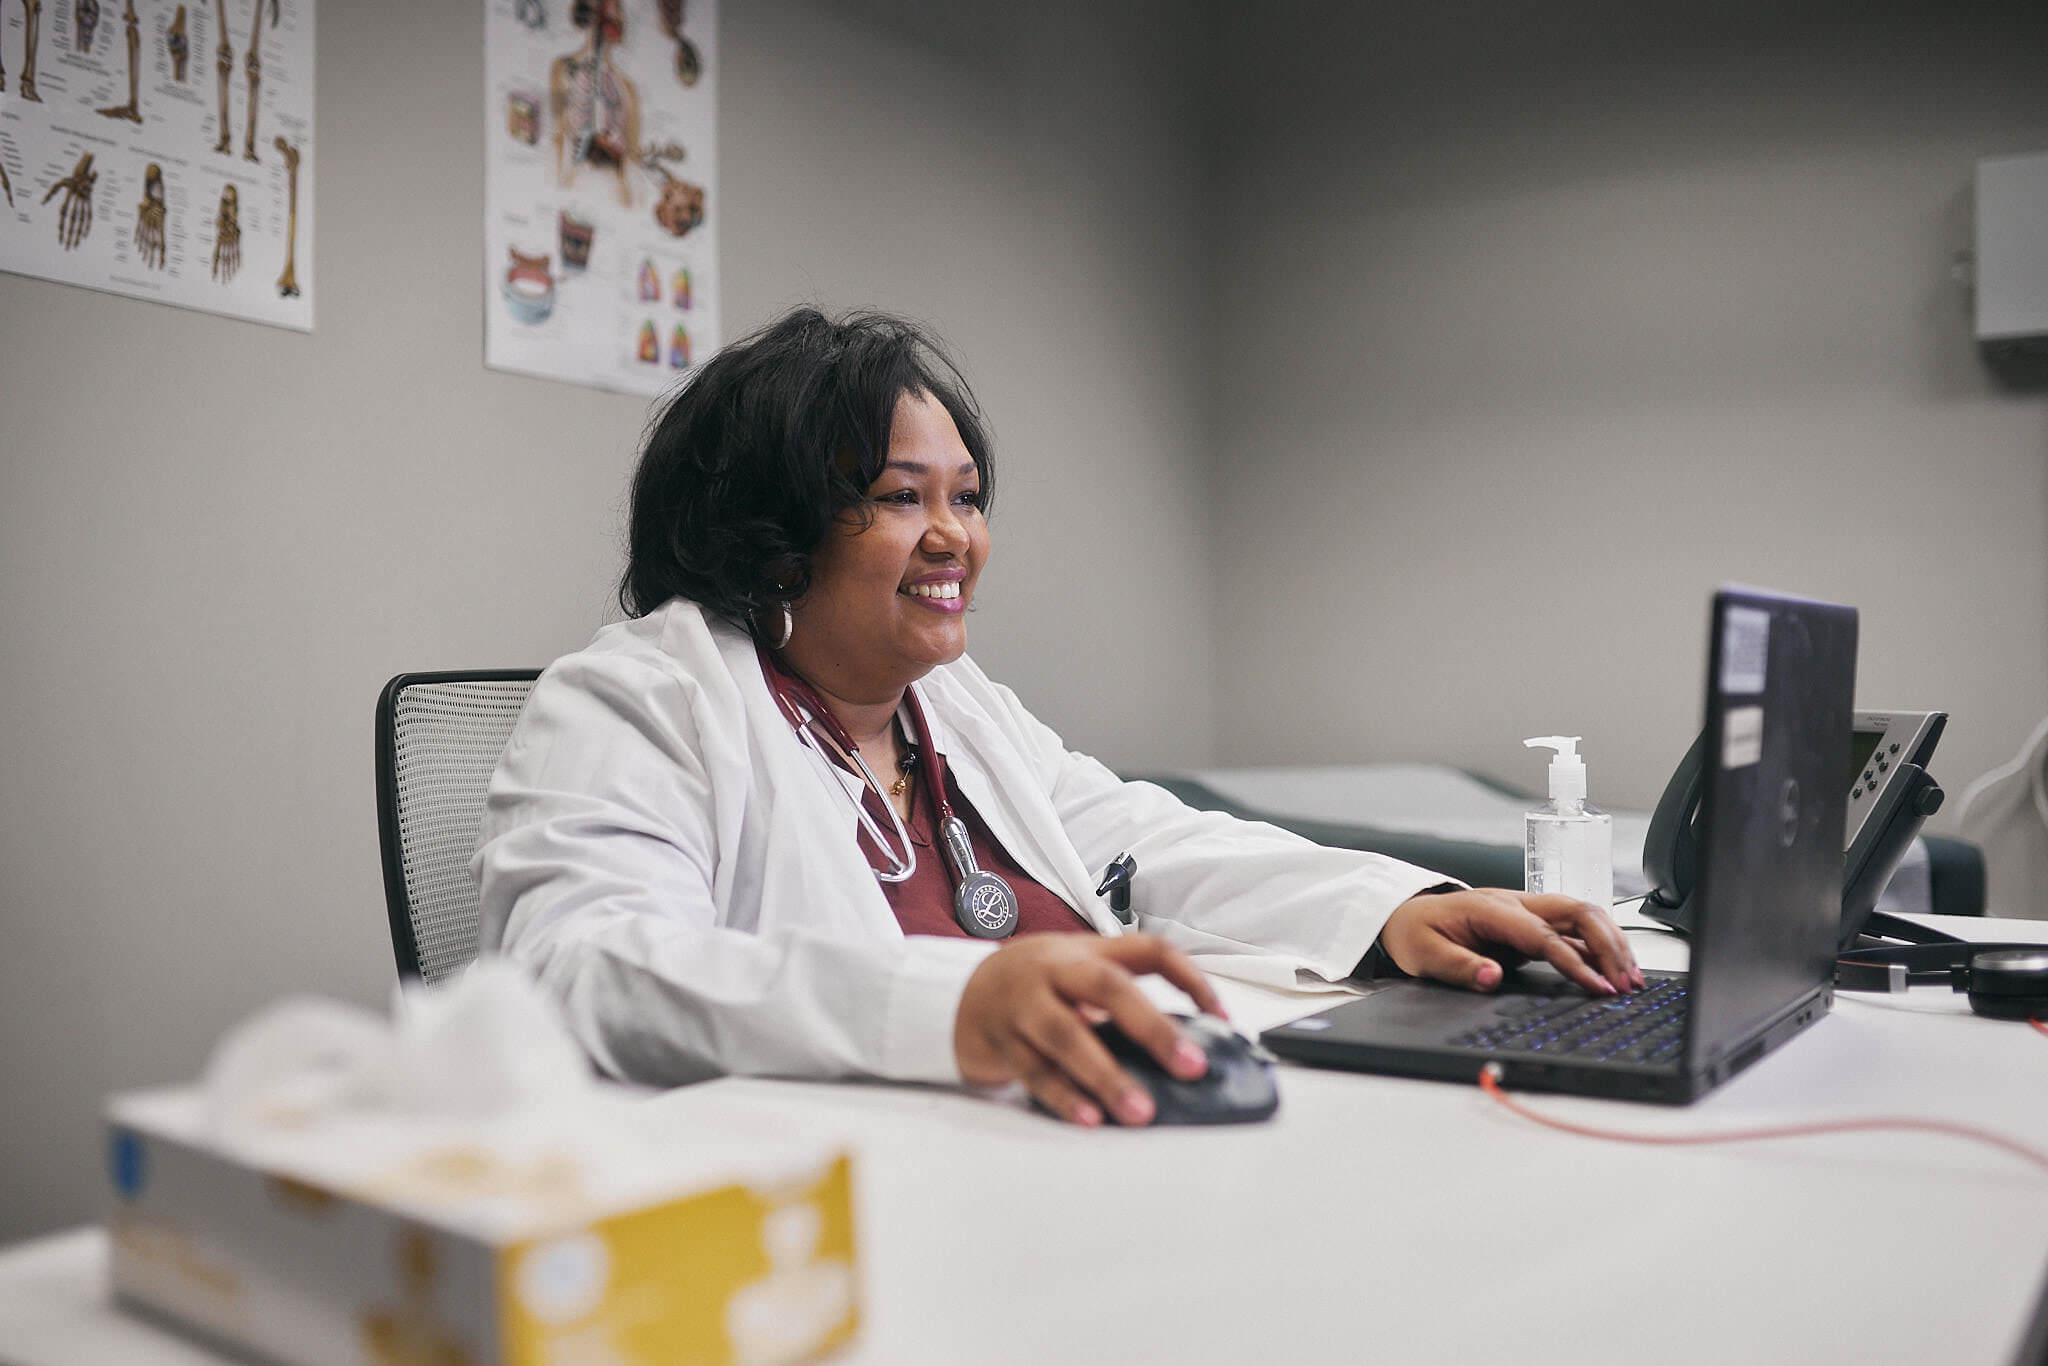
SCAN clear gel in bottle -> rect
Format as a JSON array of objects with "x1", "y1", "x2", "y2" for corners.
[{"x1": 1522, "y1": 736, "x2": 1613, "y2": 910}]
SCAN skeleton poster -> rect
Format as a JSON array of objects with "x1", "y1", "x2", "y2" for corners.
[
  {"x1": 483, "y1": 0, "x2": 718, "y2": 397},
  {"x1": 0, "y1": 0, "x2": 315, "y2": 330}
]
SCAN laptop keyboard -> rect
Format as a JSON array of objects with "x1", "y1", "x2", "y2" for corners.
[{"x1": 1448, "y1": 976, "x2": 1689, "y2": 1065}]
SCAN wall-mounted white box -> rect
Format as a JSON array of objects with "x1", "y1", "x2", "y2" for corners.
[{"x1": 1975, "y1": 150, "x2": 2048, "y2": 381}]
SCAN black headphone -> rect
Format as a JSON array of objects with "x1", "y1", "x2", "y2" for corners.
[{"x1": 1836, "y1": 940, "x2": 2048, "y2": 1020}]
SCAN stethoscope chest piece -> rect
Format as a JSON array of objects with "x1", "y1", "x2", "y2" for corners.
[
  {"x1": 941, "y1": 814, "x2": 1018, "y2": 938},
  {"x1": 956, "y1": 870, "x2": 1020, "y2": 938}
]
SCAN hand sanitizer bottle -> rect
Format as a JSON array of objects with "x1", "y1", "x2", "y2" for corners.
[{"x1": 1523, "y1": 736, "x2": 1613, "y2": 910}]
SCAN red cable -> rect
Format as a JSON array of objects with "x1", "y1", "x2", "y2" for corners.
[
  {"x1": 2034, "y1": 1018, "x2": 2048, "y2": 1040},
  {"x1": 1476, "y1": 1064, "x2": 2048, "y2": 1176}
]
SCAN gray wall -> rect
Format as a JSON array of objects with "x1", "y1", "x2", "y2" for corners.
[
  {"x1": 1208, "y1": 2, "x2": 2048, "y2": 837},
  {"x1": 0, "y1": 0, "x2": 1212, "y2": 1242}
]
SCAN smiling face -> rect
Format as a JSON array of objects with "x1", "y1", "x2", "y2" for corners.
[{"x1": 781, "y1": 390, "x2": 991, "y2": 706}]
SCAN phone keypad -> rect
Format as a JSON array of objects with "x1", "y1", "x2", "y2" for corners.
[{"x1": 1856, "y1": 742, "x2": 1907, "y2": 801}]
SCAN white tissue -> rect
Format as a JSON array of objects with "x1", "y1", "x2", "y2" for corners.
[
  {"x1": 201, "y1": 959, "x2": 592, "y2": 1139},
  {"x1": 386, "y1": 959, "x2": 594, "y2": 1118},
  {"x1": 185, "y1": 962, "x2": 824, "y2": 1237}
]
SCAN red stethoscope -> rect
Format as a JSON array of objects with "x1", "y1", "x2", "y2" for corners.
[{"x1": 760, "y1": 647, "x2": 1020, "y2": 939}]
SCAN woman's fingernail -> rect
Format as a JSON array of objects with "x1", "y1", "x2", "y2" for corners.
[
  {"x1": 1174, "y1": 1040, "x2": 1208, "y2": 1076},
  {"x1": 1596, "y1": 975, "x2": 1616, "y2": 994},
  {"x1": 1074, "y1": 1102, "x2": 1102, "y2": 1127},
  {"x1": 1117, "y1": 1090, "x2": 1154, "y2": 1125}
]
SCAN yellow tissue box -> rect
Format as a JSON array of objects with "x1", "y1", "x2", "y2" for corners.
[{"x1": 104, "y1": 1088, "x2": 861, "y2": 1366}]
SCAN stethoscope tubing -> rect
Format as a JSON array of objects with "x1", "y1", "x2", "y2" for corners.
[
  {"x1": 772, "y1": 685, "x2": 918, "y2": 882},
  {"x1": 760, "y1": 646, "x2": 1019, "y2": 935}
]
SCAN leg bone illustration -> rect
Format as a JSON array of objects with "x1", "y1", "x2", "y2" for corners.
[
  {"x1": 96, "y1": 0, "x2": 143, "y2": 122},
  {"x1": 240, "y1": 0, "x2": 264, "y2": 160},
  {"x1": 75, "y1": 0, "x2": 97, "y2": 51},
  {"x1": 42, "y1": 152, "x2": 96, "y2": 249},
  {"x1": 167, "y1": 5, "x2": 187, "y2": 80},
  {"x1": 211, "y1": 183, "x2": 239, "y2": 280},
  {"x1": 21, "y1": 0, "x2": 44, "y2": 101},
  {"x1": 212, "y1": 0, "x2": 232, "y2": 153},
  {"x1": 273, "y1": 136, "x2": 299, "y2": 297},
  {"x1": 0, "y1": 159, "x2": 12, "y2": 208},
  {"x1": 134, "y1": 162, "x2": 165, "y2": 267}
]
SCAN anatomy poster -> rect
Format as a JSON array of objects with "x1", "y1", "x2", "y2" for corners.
[
  {"x1": 484, "y1": 0, "x2": 719, "y2": 397},
  {"x1": 0, "y1": 0, "x2": 315, "y2": 330}
]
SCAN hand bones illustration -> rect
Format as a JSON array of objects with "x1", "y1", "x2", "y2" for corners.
[{"x1": 43, "y1": 152, "x2": 96, "y2": 250}]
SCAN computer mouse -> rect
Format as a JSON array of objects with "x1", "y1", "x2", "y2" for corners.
[{"x1": 1083, "y1": 1012, "x2": 1281, "y2": 1126}]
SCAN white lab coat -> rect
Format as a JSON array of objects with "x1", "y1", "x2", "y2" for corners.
[{"x1": 474, "y1": 598, "x2": 1453, "y2": 1087}]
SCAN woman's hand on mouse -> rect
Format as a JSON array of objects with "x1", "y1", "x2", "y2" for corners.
[
  {"x1": 954, "y1": 934, "x2": 1222, "y2": 1128},
  {"x1": 1377, "y1": 888, "x2": 1643, "y2": 995}
]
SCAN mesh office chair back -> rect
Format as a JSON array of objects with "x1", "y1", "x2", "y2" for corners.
[{"x1": 376, "y1": 671, "x2": 542, "y2": 983}]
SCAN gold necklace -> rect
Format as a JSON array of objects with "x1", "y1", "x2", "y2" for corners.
[{"x1": 890, "y1": 748, "x2": 917, "y2": 798}]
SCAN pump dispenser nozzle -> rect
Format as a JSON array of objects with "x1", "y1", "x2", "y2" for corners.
[{"x1": 1524, "y1": 735, "x2": 1587, "y2": 804}]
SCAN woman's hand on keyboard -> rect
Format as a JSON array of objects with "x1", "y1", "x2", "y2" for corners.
[{"x1": 1377, "y1": 888, "x2": 1644, "y2": 996}]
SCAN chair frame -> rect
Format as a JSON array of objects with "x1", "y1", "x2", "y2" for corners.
[{"x1": 375, "y1": 669, "x2": 543, "y2": 979}]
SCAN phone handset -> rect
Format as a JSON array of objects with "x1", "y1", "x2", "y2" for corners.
[
  {"x1": 1640, "y1": 732, "x2": 1708, "y2": 933},
  {"x1": 1641, "y1": 715, "x2": 1946, "y2": 950}
]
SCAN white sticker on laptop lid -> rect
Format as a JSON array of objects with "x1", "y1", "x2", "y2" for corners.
[
  {"x1": 1723, "y1": 705, "x2": 1764, "y2": 769},
  {"x1": 1720, "y1": 604, "x2": 1771, "y2": 694}
]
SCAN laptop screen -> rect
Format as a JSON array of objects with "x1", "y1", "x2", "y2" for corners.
[{"x1": 1685, "y1": 590, "x2": 1856, "y2": 1070}]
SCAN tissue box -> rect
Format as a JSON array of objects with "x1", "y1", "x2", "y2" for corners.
[{"x1": 105, "y1": 1087, "x2": 861, "y2": 1366}]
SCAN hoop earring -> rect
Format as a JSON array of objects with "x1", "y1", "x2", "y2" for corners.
[{"x1": 755, "y1": 601, "x2": 793, "y2": 649}]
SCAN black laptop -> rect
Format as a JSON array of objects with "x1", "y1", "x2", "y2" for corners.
[{"x1": 1262, "y1": 587, "x2": 1856, "y2": 1105}]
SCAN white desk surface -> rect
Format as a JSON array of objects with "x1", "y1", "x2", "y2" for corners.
[{"x1": 6, "y1": 913, "x2": 2048, "y2": 1366}]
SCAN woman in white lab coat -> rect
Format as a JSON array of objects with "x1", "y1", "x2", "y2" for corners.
[{"x1": 474, "y1": 308, "x2": 1640, "y2": 1127}]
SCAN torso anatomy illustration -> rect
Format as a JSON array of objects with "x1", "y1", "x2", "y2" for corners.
[
  {"x1": 0, "y1": 0, "x2": 316, "y2": 330},
  {"x1": 549, "y1": 0, "x2": 640, "y2": 207}
]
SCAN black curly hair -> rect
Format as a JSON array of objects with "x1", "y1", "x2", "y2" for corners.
[{"x1": 619, "y1": 307, "x2": 996, "y2": 633}]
